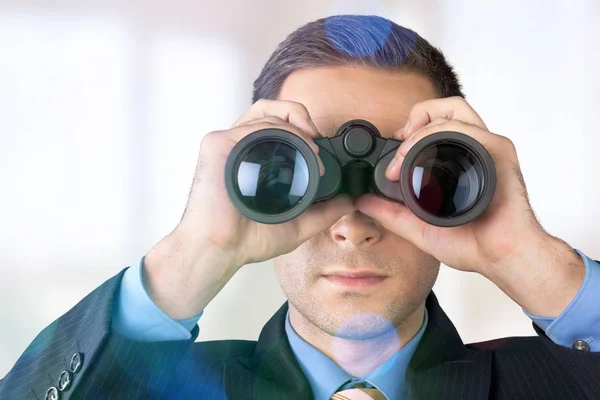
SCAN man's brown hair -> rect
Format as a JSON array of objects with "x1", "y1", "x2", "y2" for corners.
[{"x1": 253, "y1": 15, "x2": 464, "y2": 103}]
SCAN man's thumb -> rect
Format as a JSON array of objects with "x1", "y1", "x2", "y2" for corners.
[
  {"x1": 356, "y1": 194, "x2": 428, "y2": 250},
  {"x1": 294, "y1": 195, "x2": 356, "y2": 242}
]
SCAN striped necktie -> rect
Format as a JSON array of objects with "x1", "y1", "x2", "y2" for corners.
[{"x1": 331, "y1": 383, "x2": 387, "y2": 400}]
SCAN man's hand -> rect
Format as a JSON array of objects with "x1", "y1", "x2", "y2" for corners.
[
  {"x1": 355, "y1": 96, "x2": 585, "y2": 317},
  {"x1": 144, "y1": 100, "x2": 356, "y2": 320}
]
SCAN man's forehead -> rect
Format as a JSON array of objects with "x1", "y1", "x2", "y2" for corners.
[{"x1": 277, "y1": 66, "x2": 438, "y2": 138}]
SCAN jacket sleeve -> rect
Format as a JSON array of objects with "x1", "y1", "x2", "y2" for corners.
[
  {"x1": 0, "y1": 268, "x2": 213, "y2": 400},
  {"x1": 527, "y1": 321, "x2": 600, "y2": 399},
  {"x1": 525, "y1": 257, "x2": 600, "y2": 399}
]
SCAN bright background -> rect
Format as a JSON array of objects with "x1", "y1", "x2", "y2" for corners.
[{"x1": 1, "y1": 0, "x2": 599, "y2": 376}]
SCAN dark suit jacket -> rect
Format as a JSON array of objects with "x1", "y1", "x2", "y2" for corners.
[{"x1": 1, "y1": 268, "x2": 599, "y2": 400}]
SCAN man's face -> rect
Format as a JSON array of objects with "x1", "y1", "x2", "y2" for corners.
[{"x1": 273, "y1": 66, "x2": 441, "y2": 340}]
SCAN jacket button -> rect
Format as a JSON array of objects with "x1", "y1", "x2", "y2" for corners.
[
  {"x1": 572, "y1": 339, "x2": 590, "y2": 352},
  {"x1": 57, "y1": 370, "x2": 72, "y2": 391},
  {"x1": 45, "y1": 386, "x2": 60, "y2": 400},
  {"x1": 69, "y1": 352, "x2": 83, "y2": 373}
]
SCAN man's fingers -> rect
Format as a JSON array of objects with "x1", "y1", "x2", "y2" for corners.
[
  {"x1": 391, "y1": 116, "x2": 448, "y2": 142},
  {"x1": 386, "y1": 96, "x2": 489, "y2": 180},
  {"x1": 220, "y1": 121, "x2": 324, "y2": 176},
  {"x1": 232, "y1": 99, "x2": 320, "y2": 138},
  {"x1": 243, "y1": 115, "x2": 291, "y2": 127},
  {"x1": 229, "y1": 100, "x2": 325, "y2": 174},
  {"x1": 398, "y1": 96, "x2": 488, "y2": 139},
  {"x1": 355, "y1": 194, "x2": 429, "y2": 251},
  {"x1": 242, "y1": 116, "x2": 320, "y2": 153},
  {"x1": 386, "y1": 119, "x2": 502, "y2": 180},
  {"x1": 400, "y1": 119, "x2": 495, "y2": 155}
]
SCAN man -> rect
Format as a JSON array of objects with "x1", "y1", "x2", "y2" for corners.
[{"x1": 1, "y1": 15, "x2": 599, "y2": 400}]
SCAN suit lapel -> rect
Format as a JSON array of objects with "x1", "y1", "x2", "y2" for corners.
[
  {"x1": 406, "y1": 292, "x2": 492, "y2": 400},
  {"x1": 223, "y1": 292, "x2": 492, "y2": 400},
  {"x1": 222, "y1": 302, "x2": 313, "y2": 399}
]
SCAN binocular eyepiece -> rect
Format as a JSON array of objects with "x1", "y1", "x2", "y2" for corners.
[{"x1": 225, "y1": 119, "x2": 496, "y2": 227}]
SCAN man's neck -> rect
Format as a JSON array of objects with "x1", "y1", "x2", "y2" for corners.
[{"x1": 288, "y1": 304, "x2": 426, "y2": 377}]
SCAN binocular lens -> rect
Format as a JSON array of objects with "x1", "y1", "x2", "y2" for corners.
[
  {"x1": 225, "y1": 122, "x2": 495, "y2": 226},
  {"x1": 410, "y1": 143, "x2": 482, "y2": 218},
  {"x1": 235, "y1": 140, "x2": 310, "y2": 215}
]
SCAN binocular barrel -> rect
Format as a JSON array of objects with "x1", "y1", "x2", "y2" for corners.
[{"x1": 225, "y1": 119, "x2": 496, "y2": 227}]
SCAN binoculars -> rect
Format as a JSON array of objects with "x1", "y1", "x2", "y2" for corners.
[{"x1": 225, "y1": 119, "x2": 496, "y2": 227}]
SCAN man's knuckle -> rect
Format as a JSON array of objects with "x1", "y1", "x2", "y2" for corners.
[
  {"x1": 407, "y1": 103, "x2": 424, "y2": 119},
  {"x1": 200, "y1": 131, "x2": 222, "y2": 152},
  {"x1": 253, "y1": 98, "x2": 270, "y2": 108},
  {"x1": 203, "y1": 130, "x2": 221, "y2": 142},
  {"x1": 286, "y1": 100, "x2": 309, "y2": 114},
  {"x1": 499, "y1": 135, "x2": 516, "y2": 151}
]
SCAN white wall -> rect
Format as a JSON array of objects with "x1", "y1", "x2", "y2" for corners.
[{"x1": 1, "y1": 0, "x2": 598, "y2": 376}]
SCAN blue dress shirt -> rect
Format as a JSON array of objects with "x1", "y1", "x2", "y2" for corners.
[
  {"x1": 284, "y1": 306, "x2": 427, "y2": 399},
  {"x1": 112, "y1": 249, "x2": 599, "y2": 399}
]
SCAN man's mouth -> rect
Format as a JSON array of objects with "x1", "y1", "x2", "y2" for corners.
[{"x1": 322, "y1": 270, "x2": 388, "y2": 288}]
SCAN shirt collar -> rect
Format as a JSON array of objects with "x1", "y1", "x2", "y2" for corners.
[{"x1": 284, "y1": 308, "x2": 428, "y2": 400}]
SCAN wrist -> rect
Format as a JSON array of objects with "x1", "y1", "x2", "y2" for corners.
[
  {"x1": 143, "y1": 231, "x2": 241, "y2": 320},
  {"x1": 482, "y1": 233, "x2": 585, "y2": 317}
]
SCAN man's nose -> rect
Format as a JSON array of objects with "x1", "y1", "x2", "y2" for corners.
[{"x1": 328, "y1": 211, "x2": 383, "y2": 249}]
